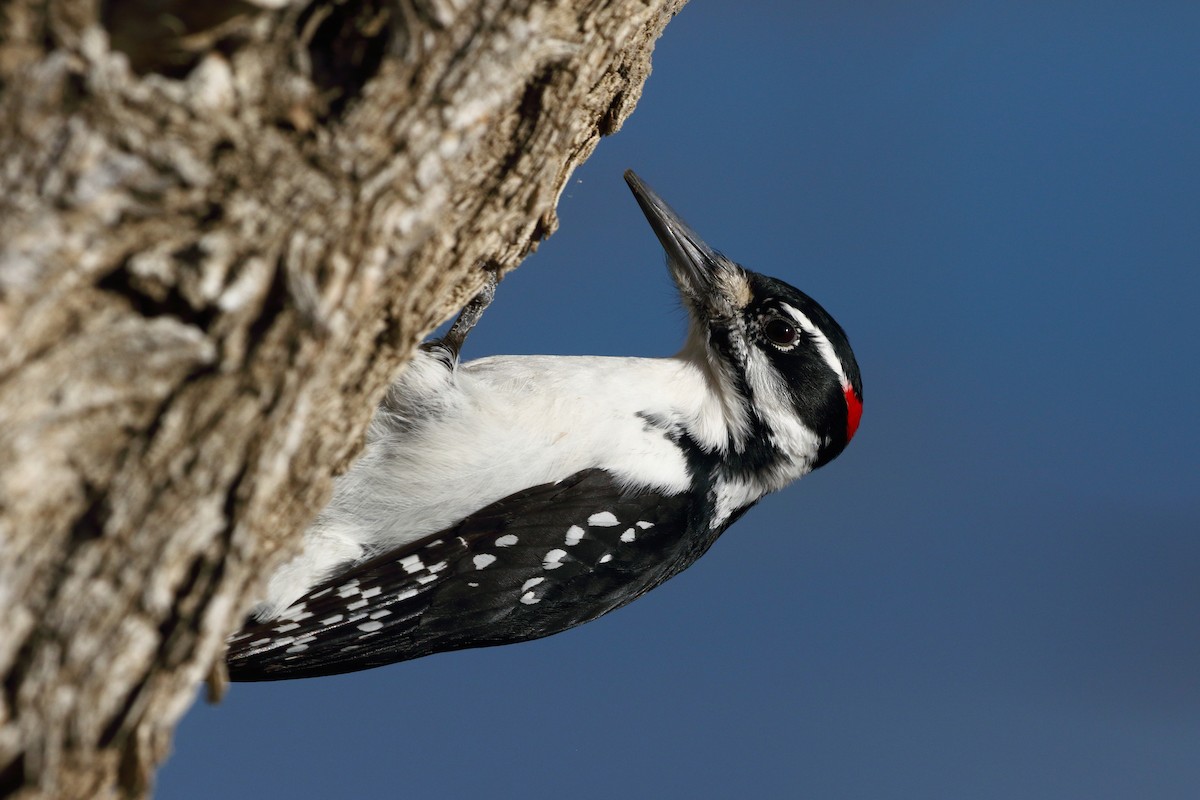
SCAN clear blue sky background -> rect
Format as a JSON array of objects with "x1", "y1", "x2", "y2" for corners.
[{"x1": 161, "y1": 3, "x2": 1200, "y2": 798}]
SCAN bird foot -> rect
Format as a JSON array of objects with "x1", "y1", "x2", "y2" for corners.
[{"x1": 424, "y1": 266, "x2": 500, "y2": 363}]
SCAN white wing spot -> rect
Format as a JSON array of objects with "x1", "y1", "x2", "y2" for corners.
[
  {"x1": 357, "y1": 620, "x2": 384, "y2": 633},
  {"x1": 399, "y1": 555, "x2": 424, "y2": 574},
  {"x1": 620, "y1": 529, "x2": 636, "y2": 543},
  {"x1": 588, "y1": 511, "x2": 619, "y2": 527},
  {"x1": 320, "y1": 614, "x2": 344, "y2": 625},
  {"x1": 395, "y1": 588, "x2": 418, "y2": 601},
  {"x1": 565, "y1": 525, "x2": 585, "y2": 546},
  {"x1": 495, "y1": 534, "x2": 519, "y2": 547},
  {"x1": 360, "y1": 586, "x2": 382, "y2": 599},
  {"x1": 520, "y1": 592, "x2": 541, "y2": 605},
  {"x1": 427, "y1": 561, "x2": 448, "y2": 573},
  {"x1": 285, "y1": 643, "x2": 309, "y2": 654},
  {"x1": 346, "y1": 599, "x2": 368, "y2": 611},
  {"x1": 369, "y1": 609, "x2": 392, "y2": 619},
  {"x1": 467, "y1": 582, "x2": 480, "y2": 588},
  {"x1": 416, "y1": 574, "x2": 439, "y2": 584},
  {"x1": 336, "y1": 580, "x2": 360, "y2": 597},
  {"x1": 274, "y1": 622, "x2": 300, "y2": 633},
  {"x1": 277, "y1": 606, "x2": 306, "y2": 622},
  {"x1": 522, "y1": 577, "x2": 545, "y2": 592},
  {"x1": 542, "y1": 549, "x2": 567, "y2": 570},
  {"x1": 473, "y1": 553, "x2": 497, "y2": 569},
  {"x1": 636, "y1": 521, "x2": 654, "y2": 529},
  {"x1": 599, "y1": 554, "x2": 613, "y2": 564}
]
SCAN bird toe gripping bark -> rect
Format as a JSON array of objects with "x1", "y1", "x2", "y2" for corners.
[{"x1": 434, "y1": 267, "x2": 500, "y2": 362}]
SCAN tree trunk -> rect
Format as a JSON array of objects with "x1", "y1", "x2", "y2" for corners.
[{"x1": 0, "y1": 0, "x2": 685, "y2": 795}]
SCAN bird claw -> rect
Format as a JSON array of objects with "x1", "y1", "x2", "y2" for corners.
[{"x1": 425, "y1": 266, "x2": 500, "y2": 363}]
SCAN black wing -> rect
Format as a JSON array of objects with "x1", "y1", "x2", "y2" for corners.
[{"x1": 227, "y1": 469, "x2": 707, "y2": 681}]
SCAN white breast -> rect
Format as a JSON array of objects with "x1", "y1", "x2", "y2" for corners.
[{"x1": 258, "y1": 351, "x2": 731, "y2": 616}]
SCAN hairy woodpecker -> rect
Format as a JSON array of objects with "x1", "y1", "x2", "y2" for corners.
[{"x1": 227, "y1": 170, "x2": 863, "y2": 681}]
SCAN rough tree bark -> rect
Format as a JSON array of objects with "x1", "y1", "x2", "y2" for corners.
[{"x1": 0, "y1": 0, "x2": 687, "y2": 795}]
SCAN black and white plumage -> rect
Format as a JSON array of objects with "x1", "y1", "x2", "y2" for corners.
[{"x1": 226, "y1": 170, "x2": 863, "y2": 681}]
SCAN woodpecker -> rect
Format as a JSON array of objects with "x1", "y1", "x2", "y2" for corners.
[{"x1": 227, "y1": 170, "x2": 862, "y2": 681}]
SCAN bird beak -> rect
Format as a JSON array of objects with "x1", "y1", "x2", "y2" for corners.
[{"x1": 624, "y1": 170, "x2": 751, "y2": 322}]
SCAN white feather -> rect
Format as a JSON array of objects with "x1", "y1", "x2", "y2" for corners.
[{"x1": 259, "y1": 349, "x2": 735, "y2": 615}]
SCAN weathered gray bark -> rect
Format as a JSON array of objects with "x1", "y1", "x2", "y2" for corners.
[{"x1": 0, "y1": 0, "x2": 686, "y2": 795}]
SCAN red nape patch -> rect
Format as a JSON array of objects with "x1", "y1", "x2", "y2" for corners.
[{"x1": 843, "y1": 385, "x2": 863, "y2": 442}]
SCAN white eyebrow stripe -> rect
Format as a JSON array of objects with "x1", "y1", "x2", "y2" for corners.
[{"x1": 780, "y1": 303, "x2": 849, "y2": 387}]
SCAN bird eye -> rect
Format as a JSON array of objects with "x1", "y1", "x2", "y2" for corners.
[{"x1": 763, "y1": 317, "x2": 798, "y2": 347}]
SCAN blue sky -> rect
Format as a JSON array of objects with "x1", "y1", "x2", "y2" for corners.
[{"x1": 161, "y1": 3, "x2": 1200, "y2": 798}]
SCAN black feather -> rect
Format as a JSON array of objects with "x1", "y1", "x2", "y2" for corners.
[{"x1": 227, "y1": 468, "x2": 727, "y2": 681}]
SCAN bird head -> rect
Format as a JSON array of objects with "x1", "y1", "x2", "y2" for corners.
[{"x1": 625, "y1": 170, "x2": 862, "y2": 473}]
